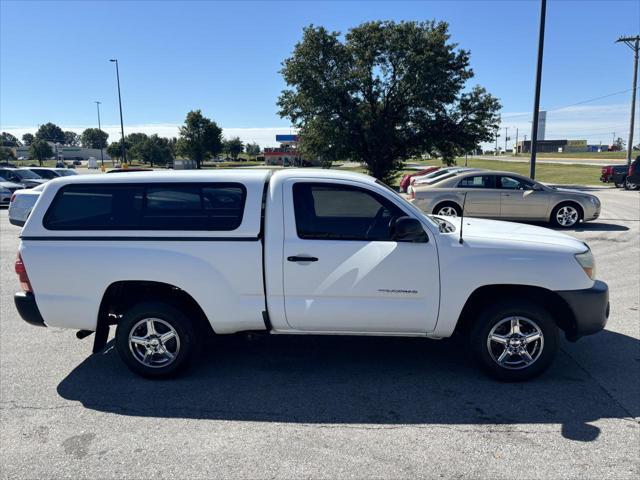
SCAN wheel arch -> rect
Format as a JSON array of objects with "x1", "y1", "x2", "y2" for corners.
[
  {"x1": 96, "y1": 280, "x2": 215, "y2": 345},
  {"x1": 453, "y1": 284, "x2": 578, "y2": 340},
  {"x1": 550, "y1": 200, "x2": 584, "y2": 222},
  {"x1": 432, "y1": 199, "x2": 463, "y2": 215}
]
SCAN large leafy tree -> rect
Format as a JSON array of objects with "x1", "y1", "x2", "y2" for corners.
[
  {"x1": 278, "y1": 21, "x2": 501, "y2": 182},
  {"x1": 106, "y1": 141, "x2": 125, "y2": 161},
  {"x1": 245, "y1": 142, "x2": 261, "y2": 157},
  {"x1": 178, "y1": 110, "x2": 223, "y2": 168},
  {"x1": 22, "y1": 133, "x2": 35, "y2": 146},
  {"x1": 81, "y1": 128, "x2": 109, "y2": 149},
  {"x1": 64, "y1": 131, "x2": 80, "y2": 146},
  {"x1": 135, "y1": 135, "x2": 173, "y2": 167},
  {"x1": 29, "y1": 139, "x2": 53, "y2": 166},
  {"x1": 35, "y1": 122, "x2": 65, "y2": 144},
  {"x1": 1, "y1": 132, "x2": 22, "y2": 147},
  {"x1": 0, "y1": 147, "x2": 16, "y2": 161},
  {"x1": 223, "y1": 137, "x2": 244, "y2": 160}
]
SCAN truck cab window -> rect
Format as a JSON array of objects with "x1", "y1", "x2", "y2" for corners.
[{"x1": 292, "y1": 182, "x2": 405, "y2": 241}]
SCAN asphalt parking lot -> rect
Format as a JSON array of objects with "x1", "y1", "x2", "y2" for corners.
[{"x1": 0, "y1": 186, "x2": 638, "y2": 479}]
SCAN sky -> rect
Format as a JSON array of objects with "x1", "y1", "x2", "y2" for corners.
[{"x1": 1, "y1": 0, "x2": 639, "y2": 148}]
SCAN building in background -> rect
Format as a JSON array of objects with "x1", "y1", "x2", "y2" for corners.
[
  {"x1": 515, "y1": 139, "x2": 588, "y2": 154},
  {"x1": 264, "y1": 134, "x2": 303, "y2": 166},
  {"x1": 13, "y1": 143, "x2": 110, "y2": 161}
]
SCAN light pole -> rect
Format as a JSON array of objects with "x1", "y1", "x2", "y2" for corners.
[
  {"x1": 109, "y1": 59, "x2": 126, "y2": 165},
  {"x1": 616, "y1": 35, "x2": 640, "y2": 166},
  {"x1": 94, "y1": 101, "x2": 104, "y2": 166},
  {"x1": 529, "y1": 0, "x2": 547, "y2": 180}
]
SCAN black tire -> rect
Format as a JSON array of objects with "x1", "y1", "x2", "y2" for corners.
[
  {"x1": 614, "y1": 181, "x2": 624, "y2": 188},
  {"x1": 432, "y1": 201, "x2": 462, "y2": 217},
  {"x1": 469, "y1": 300, "x2": 559, "y2": 381},
  {"x1": 625, "y1": 178, "x2": 638, "y2": 190},
  {"x1": 115, "y1": 301, "x2": 198, "y2": 379},
  {"x1": 549, "y1": 202, "x2": 582, "y2": 228}
]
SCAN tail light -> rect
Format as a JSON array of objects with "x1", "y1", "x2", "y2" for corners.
[
  {"x1": 10, "y1": 193, "x2": 16, "y2": 203},
  {"x1": 630, "y1": 165, "x2": 634, "y2": 176},
  {"x1": 15, "y1": 253, "x2": 33, "y2": 293}
]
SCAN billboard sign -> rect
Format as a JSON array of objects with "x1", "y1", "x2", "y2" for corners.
[{"x1": 276, "y1": 134, "x2": 299, "y2": 143}]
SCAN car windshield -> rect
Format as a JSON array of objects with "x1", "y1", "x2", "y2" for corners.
[{"x1": 15, "y1": 169, "x2": 42, "y2": 179}]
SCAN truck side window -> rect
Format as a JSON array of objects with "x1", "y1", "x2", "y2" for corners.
[
  {"x1": 44, "y1": 183, "x2": 246, "y2": 231},
  {"x1": 292, "y1": 182, "x2": 405, "y2": 241}
]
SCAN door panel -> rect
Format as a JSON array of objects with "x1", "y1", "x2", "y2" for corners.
[
  {"x1": 456, "y1": 175, "x2": 501, "y2": 217},
  {"x1": 498, "y1": 176, "x2": 550, "y2": 219},
  {"x1": 282, "y1": 180, "x2": 440, "y2": 333}
]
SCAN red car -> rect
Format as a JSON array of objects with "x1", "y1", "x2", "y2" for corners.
[{"x1": 399, "y1": 167, "x2": 440, "y2": 192}]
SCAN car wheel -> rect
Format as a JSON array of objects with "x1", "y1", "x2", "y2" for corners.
[
  {"x1": 625, "y1": 178, "x2": 638, "y2": 190},
  {"x1": 115, "y1": 301, "x2": 198, "y2": 379},
  {"x1": 614, "y1": 181, "x2": 624, "y2": 188},
  {"x1": 550, "y1": 202, "x2": 582, "y2": 228},
  {"x1": 433, "y1": 202, "x2": 462, "y2": 217},
  {"x1": 469, "y1": 300, "x2": 559, "y2": 381}
]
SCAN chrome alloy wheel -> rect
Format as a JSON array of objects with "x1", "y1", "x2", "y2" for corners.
[
  {"x1": 128, "y1": 318, "x2": 181, "y2": 368},
  {"x1": 486, "y1": 317, "x2": 544, "y2": 370},
  {"x1": 437, "y1": 206, "x2": 458, "y2": 217},
  {"x1": 555, "y1": 205, "x2": 579, "y2": 227}
]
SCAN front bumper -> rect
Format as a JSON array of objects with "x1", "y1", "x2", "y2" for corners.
[
  {"x1": 14, "y1": 292, "x2": 46, "y2": 327},
  {"x1": 556, "y1": 280, "x2": 609, "y2": 340}
]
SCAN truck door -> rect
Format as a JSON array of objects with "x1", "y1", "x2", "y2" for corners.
[{"x1": 282, "y1": 179, "x2": 440, "y2": 334}]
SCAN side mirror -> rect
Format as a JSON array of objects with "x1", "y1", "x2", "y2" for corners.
[{"x1": 392, "y1": 216, "x2": 428, "y2": 243}]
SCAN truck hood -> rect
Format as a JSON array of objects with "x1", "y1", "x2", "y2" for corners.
[{"x1": 443, "y1": 216, "x2": 587, "y2": 251}]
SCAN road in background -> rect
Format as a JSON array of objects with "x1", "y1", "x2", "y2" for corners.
[{"x1": 0, "y1": 188, "x2": 638, "y2": 479}]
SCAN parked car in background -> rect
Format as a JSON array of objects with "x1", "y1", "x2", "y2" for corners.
[
  {"x1": 408, "y1": 167, "x2": 482, "y2": 194},
  {"x1": 0, "y1": 180, "x2": 25, "y2": 206},
  {"x1": 399, "y1": 166, "x2": 439, "y2": 193},
  {"x1": 25, "y1": 167, "x2": 78, "y2": 179},
  {"x1": 624, "y1": 156, "x2": 640, "y2": 190},
  {"x1": 600, "y1": 165, "x2": 628, "y2": 188},
  {"x1": 412, "y1": 170, "x2": 601, "y2": 228},
  {"x1": 0, "y1": 168, "x2": 47, "y2": 188},
  {"x1": 8, "y1": 185, "x2": 44, "y2": 225}
]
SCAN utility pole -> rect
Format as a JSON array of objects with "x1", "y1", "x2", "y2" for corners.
[
  {"x1": 504, "y1": 127, "x2": 509, "y2": 154},
  {"x1": 529, "y1": 0, "x2": 547, "y2": 179},
  {"x1": 515, "y1": 128, "x2": 519, "y2": 155},
  {"x1": 94, "y1": 101, "x2": 104, "y2": 166},
  {"x1": 616, "y1": 35, "x2": 639, "y2": 166},
  {"x1": 494, "y1": 128, "x2": 499, "y2": 155},
  {"x1": 109, "y1": 59, "x2": 126, "y2": 165}
]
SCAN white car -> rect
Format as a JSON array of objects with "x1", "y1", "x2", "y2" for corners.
[
  {"x1": 14, "y1": 169, "x2": 608, "y2": 381},
  {"x1": 8, "y1": 184, "x2": 44, "y2": 226},
  {"x1": 407, "y1": 167, "x2": 481, "y2": 194}
]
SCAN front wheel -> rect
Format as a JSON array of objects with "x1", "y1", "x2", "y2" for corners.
[
  {"x1": 115, "y1": 301, "x2": 198, "y2": 379},
  {"x1": 625, "y1": 178, "x2": 638, "y2": 190},
  {"x1": 550, "y1": 202, "x2": 581, "y2": 228},
  {"x1": 469, "y1": 301, "x2": 559, "y2": 381}
]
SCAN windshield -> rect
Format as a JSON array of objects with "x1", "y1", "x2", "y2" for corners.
[{"x1": 15, "y1": 169, "x2": 43, "y2": 179}]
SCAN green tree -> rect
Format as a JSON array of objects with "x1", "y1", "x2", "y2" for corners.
[
  {"x1": 613, "y1": 137, "x2": 626, "y2": 151},
  {"x1": 278, "y1": 21, "x2": 501, "y2": 182},
  {"x1": 0, "y1": 147, "x2": 16, "y2": 161},
  {"x1": 177, "y1": 110, "x2": 223, "y2": 168},
  {"x1": 245, "y1": 142, "x2": 261, "y2": 157},
  {"x1": 1, "y1": 132, "x2": 22, "y2": 147},
  {"x1": 81, "y1": 128, "x2": 109, "y2": 149},
  {"x1": 28, "y1": 139, "x2": 53, "y2": 166},
  {"x1": 106, "y1": 141, "x2": 124, "y2": 161},
  {"x1": 223, "y1": 137, "x2": 244, "y2": 160},
  {"x1": 35, "y1": 123, "x2": 65, "y2": 144},
  {"x1": 64, "y1": 131, "x2": 80, "y2": 146},
  {"x1": 135, "y1": 135, "x2": 173, "y2": 167},
  {"x1": 22, "y1": 133, "x2": 35, "y2": 146}
]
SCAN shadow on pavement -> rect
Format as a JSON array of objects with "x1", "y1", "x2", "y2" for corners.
[{"x1": 57, "y1": 330, "x2": 638, "y2": 442}]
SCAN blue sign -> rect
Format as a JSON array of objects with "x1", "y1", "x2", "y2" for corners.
[{"x1": 276, "y1": 134, "x2": 298, "y2": 142}]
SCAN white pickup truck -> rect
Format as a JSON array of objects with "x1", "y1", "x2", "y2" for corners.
[{"x1": 14, "y1": 169, "x2": 609, "y2": 381}]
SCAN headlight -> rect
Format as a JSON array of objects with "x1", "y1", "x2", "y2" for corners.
[
  {"x1": 575, "y1": 249, "x2": 596, "y2": 280},
  {"x1": 589, "y1": 196, "x2": 599, "y2": 206}
]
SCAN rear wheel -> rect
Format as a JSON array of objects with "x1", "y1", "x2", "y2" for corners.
[
  {"x1": 115, "y1": 301, "x2": 198, "y2": 379},
  {"x1": 625, "y1": 178, "x2": 638, "y2": 190},
  {"x1": 433, "y1": 202, "x2": 462, "y2": 217},
  {"x1": 469, "y1": 300, "x2": 559, "y2": 381}
]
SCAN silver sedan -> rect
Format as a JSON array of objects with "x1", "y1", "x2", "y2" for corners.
[{"x1": 412, "y1": 170, "x2": 601, "y2": 228}]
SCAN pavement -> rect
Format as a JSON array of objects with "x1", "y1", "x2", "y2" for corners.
[{"x1": 0, "y1": 187, "x2": 638, "y2": 479}]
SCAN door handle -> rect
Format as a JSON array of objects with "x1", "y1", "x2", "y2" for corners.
[{"x1": 287, "y1": 256, "x2": 318, "y2": 262}]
